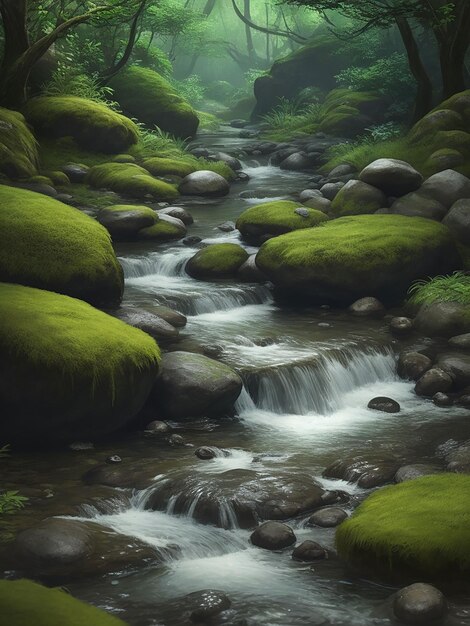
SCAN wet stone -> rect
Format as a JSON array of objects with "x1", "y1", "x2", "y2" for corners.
[
  {"x1": 105, "y1": 455, "x2": 122, "y2": 464},
  {"x1": 250, "y1": 521, "x2": 296, "y2": 550},
  {"x1": 292, "y1": 540, "x2": 327, "y2": 562},
  {"x1": 397, "y1": 352, "x2": 433, "y2": 381},
  {"x1": 432, "y1": 392, "x2": 453, "y2": 407},
  {"x1": 367, "y1": 396, "x2": 400, "y2": 413},
  {"x1": 393, "y1": 583, "x2": 447, "y2": 625},
  {"x1": 195, "y1": 446, "x2": 227, "y2": 460},
  {"x1": 307, "y1": 507, "x2": 348, "y2": 528},
  {"x1": 144, "y1": 420, "x2": 171, "y2": 436},
  {"x1": 394, "y1": 464, "x2": 440, "y2": 483},
  {"x1": 168, "y1": 434, "x2": 186, "y2": 446},
  {"x1": 186, "y1": 589, "x2": 231, "y2": 622},
  {"x1": 183, "y1": 236, "x2": 202, "y2": 246},
  {"x1": 390, "y1": 316, "x2": 413, "y2": 336},
  {"x1": 323, "y1": 456, "x2": 399, "y2": 488}
]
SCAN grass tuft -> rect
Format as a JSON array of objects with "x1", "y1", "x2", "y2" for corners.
[{"x1": 407, "y1": 271, "x2": 470, "y2": 306}]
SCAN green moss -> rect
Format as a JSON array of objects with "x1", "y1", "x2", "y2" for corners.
[
  {"x1": 0, "y1": 283, "x2": 160, "y2": 443},
  {"x1": 38, "y1": 137, "x2": 113, "y2": 171},
  {"x1": 110, "y1": 66, "x2": 199, "y2": 138},
  {"x1": 256, "y1": 214, "x2": 460, "y2": 303},
  {"x1": 142, "y1": 157, "x2": 196, "y2": 178},
  {"x1": 112, "y1": 154, "x2": 136, "y2": 163},
  {"x1": 28, "y1": 175, "x2": 53, "y2": 186},
  {"x1": 0, "y1": 579, "x2": 128, "y2": 626},
  {"x1": 195, "y1": 158, "x2": 237, "y2": 181},
  {"x1": 434, "y1": 130, "x2": 470, "y2": 158},
  {"x1": 236, "y1": 200, "x2": 328, "y2": 244},
  {"x1": 138, "y1": 216, "x2": 186, "y2": 241},
  {"x1": 186, "y1": 243, "x2": 249, "y2": 279},
  {"x1": 336, "y1": 474, "x2": 470, "y2": 579},
  {"x1": 197, "y1": 111, "x2": 221, "y2": 130},
  {"x1": 0, "y1": 185, "x2": 123, "y2": 305},
  {"x1": 322, "y1": 88, "x2": 379, "y2": 112},
  {"x1": 407, "y1": 271, "x2": 470, "y2": 307},
  {"x1": 0, "y1": 107, "x2": 38, "y2": 179},
  {"x1": 43, "y1": 170, "x2": 70, "y2": 186},
  {"x1": 87, "y1": 162, "x2": 179, "y2": 201},
  {"x1": 24, "y1": 96, "x2": 139, "y2": 154},
  {"x1": 101, "y1": 204, "x2": 157, "y2": 220}
]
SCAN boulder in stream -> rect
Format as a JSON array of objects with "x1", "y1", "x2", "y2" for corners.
[
  {"x1": 367, "y1": 397, "x2": 400, "y2": 413},
  {"x1": 186, "y1": 243, "x2": 248, "y2": 279},
  {"x1": 250, "y1": 521, "x2": 296, "y2": 550},
  {"x1": 179, "y1": 170, "x2": 230, "y2": 197},
  {"x1": 292, "y1": 540, "x2": 327, "y2": 561},
  {"x1": 393, "y1": 583, "x2": 447, "y2": 625}
]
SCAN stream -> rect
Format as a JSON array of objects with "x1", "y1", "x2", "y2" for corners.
[{"x1": 5, "y1": 126, "x2": 470, "y2": 625}]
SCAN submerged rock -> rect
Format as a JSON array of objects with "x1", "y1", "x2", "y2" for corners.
[
  {"x1": 323, "y1": 456, "x2": 399, "y2": 488},
  {"x1": 348, "y1": 296, "x2": 385, "y2": 317},
  {"x1": 292, "y1": 540, "x2": 327, "y2": 561},
  {"x1": 185, "y1": 590, "x2": 231, "y2": 622},
  {"x1": 393, "y1": 583, "x2": 447, "y2": 625},
  {"x1": 367, "y1": 397, "x2": 400, "y2": 413},
  {"x1": 250, "y1": 521, "x2": 296, "y2": 550},
  {"x1": 308, "y1": 507, "x2": 348, "y2": 527}
]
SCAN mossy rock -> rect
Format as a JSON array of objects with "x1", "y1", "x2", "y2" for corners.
[
  {"x1": 138, "y1": 215, "x2": 186, "y2": 241},
  {"x1": 256, "y1": 214, "x2": 460, "y2": 304},
  {"x1": 0, "y1": 283, "x2": 160, "y2": 445},
  {"x1": 331, "y1": 180, "x2": 387, "y2": 217},
  {"x1": 336, "y1": 474, "x2": 470, "y2": 581},
  {"x1": 0, "y1": 107, "x2": 38, "y2": 179},
  {"x1": 24, "y1": 96, "x2": 139, "y2": 153},
  {"x1": 110, "y1": 66, "x2": 199, "y2": 138},
  {"x1": 425, "y1": 148, "x2": 465, "y2": 175},
  {"x1": 97, "y1": 204, "x2": 157, "y2": 241},
  {"x1": 0, "y1": 579, "x2": 128, "y2": 625},
  {"x1": 87, "y1": 162, "x2": 179, "y2": 201},
  {"x1": 28, "y1": 174, "x2": 54, "y2": 186},
  {"x1": 0, "y1": 186, "x2": 123, "y2": 305},
  {"x1": 43, "y1": 170, "x2": 70, "y2": 186},
  {"x1": 142, "y1": 157, "x2": 197, "y2": 178},
  {"x1": 434, "y1": 130, "x2": 470, "y2": 158},
  {"x1": 186, "y1": 243, "x2": 249, "y2": 279},
  {"x1": 236, "y1": 200, "x2": 328, "y2": 245}
]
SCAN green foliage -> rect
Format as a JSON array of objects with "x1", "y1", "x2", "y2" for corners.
[
  {"x1": 170, "y1": 75, "x2": 206, "y2": 107},
  {"x1": 262, "y1": 98, "x2": 323, "y2": 138},
  {"x1": 133, "y1": 40, "x2": 173, "y2": 77},
  {"x1": 135, "y1": 126, "x2": 189, "y2": 159},
  {"x1": 0, "y1": 579, "x2": 129, "y2": 625},
  {"x1": 336, "y1": 474, "x2": 470, "y2": 579},
  {"x1": 408, "y1": 272, "x2": 470, "y2": 307},
  {"x1": 0, "y1": 107, "x2": 39, "y2": 179},
  {"x1": 24, "y1": 96, "x2": 139, "y2": 154},
  {"x1": 0, "y1": 491, "x2": 28, "y2": 515},
  {"x1": 86, "y1": 162, "x2": 179, "y2": 200},
  {"x1": 197, "y1": 111, "x2": 221, "y2": 131},
  {"x1": 0, "y1": 185, "x2": 123, "y2": 304},
  {"x1": 42, "y1": 65, "x2": 118, "y2": 109}
]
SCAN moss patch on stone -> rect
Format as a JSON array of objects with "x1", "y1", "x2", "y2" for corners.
[
  {"x1": 110, "y1": 66, "x2": 199, "y2": 138},
  {"x1": 143, "y1": 157, "x2": 197, "y2": 178},
  {"x1": 0, "y1": 579, "x2": 128, "y2": 625},
  {"x1": 186, "y1": 243, "x2": 249, "y2": 279},
  {"x1": 256, "y1": 214, "x2": 460, "y2": 304},
  {"x1": 336, "y1": 474, "x2": 470, "y2": 580},
  {"x1": 24, "y1": 96, "x2": 139, "y2": 154},
  {"x1": 87, "y1": 162, "x2": 179, "y2": 201},
  {"x1": 0, "y1": 283, "x2": 160, "y2": 444},
  {"x1": 0, "y1": 107, "x2": 38, "y2": 179},
  {"x1": 138, "y1": 216, "x2": 186, "y2": 241},
  {"x1": 0, "y1": 185, "x2": 123, "y2": 305},
  {"x1": 236, "y1": 200, "x2": 328, "y2": 244}
]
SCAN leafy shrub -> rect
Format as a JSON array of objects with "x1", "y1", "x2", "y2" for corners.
[
  {"x1": 170, "y1": 75, "x2": 206, "y2": 107},
  {"x1": 133, "y1": 40, "x2": 173, "y2": 77},
  {"x1": 42, "y1": 65, "x2": 119, "y2": 109},
  {"x1": 135, "y1": 124, "x2": 189, "y2": 159},
  {"x1": 335, "y1": 53, "x2": 413, "y2": 97},
  {"x1": 0, "y1": 445, "x2": 28, "y2": 516},
  {"x1": 262, "y1": 97, "x2": 323, "y2": 136}
]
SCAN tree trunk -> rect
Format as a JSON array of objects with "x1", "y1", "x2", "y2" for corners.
[
  {"x1": 396, "y1": 17, "x2": 433, "y2": 123},
  {"x1": 0, "y1": 0, "x2": 29, "y2": 72},
  {"x1": 244, "y1": 0, "x2": 255, "y2": 65},
  {"x1": 434, "y1": 1, "x2": 470, "y2": 99}
]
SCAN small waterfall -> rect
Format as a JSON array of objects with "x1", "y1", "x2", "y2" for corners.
[
  {"x1": 119, "y1": 249, "x2": 193, "y2": 279},
  {"x1": 239, "y1": 347, "x2": 397, "y2": 416}
]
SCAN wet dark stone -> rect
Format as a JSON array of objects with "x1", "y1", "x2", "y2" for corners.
[
  {"x1": 292, "y1": 540, "x2": 327, "y2": 562},
  {"x1": 62, "y1": 163, "x2": 89, "y2": 183},
  {"x1": 367, "y1": 397, "x2": 400, "y2": 413},
  {"x1": 82, "y1": 462, "x2": 156, "y2": 489},
  {"x1": 235, "y1": 171, "x2": 250, "y2": 182},
  {"x1": 144, "y1": 420, "x2": 171, "y2": 436},
  {"x1": 415, "y1": 368, "x2": 453, "y2": 397},
  {"x1": 457, "y1": 394, "x2": 470, "y2": 408},
  {"x1": 307, "y1": 507, "x2": 348, "y2": 528},
  {"x1": 217, "y1": 220, "x2": 236, "y2": 232},
  {"x1": 393, "y1": 583, "x2": 447, "y2": 625},
  {"x1": 390, "y1": 316, "x2": 413, "y2": 336},
  {"x1": 168, "y1": 434, "x2": 186, "y2": 446},
  {"x1": 397, "y1": 352, "x2": 433, "y2": 381},
  {"x1": 394, "y1": 464, "x2": 440, "y2": 483},
  {"x1": 323, "y1": 456, "x2": 399, "y2": 488},
  {"x1": 105, "y1": 455, "x2": 122, "y2": 464},
  {"x1": 250, "y1": 521, "x2": 296, "y2": 550},
  {"x1": 186, "y1": 590, "x2": 231, "y2": 622},
  {"x1": 348, "y1": 297, "x2": 385, "y2": 318},
  {"x1": 195, "y1": 446, "x2": 226, "y2": 460},
  {"x1": 183, "y1": 236, "x2": 202, "y2": 246},
  {"x1": 432, "y1": 392, "x2": 453, "y2": 407}
]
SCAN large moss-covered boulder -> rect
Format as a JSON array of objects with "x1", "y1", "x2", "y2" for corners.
[
  {"x1": 317, "y1": 89, "x2": 383, "y2": 138},
  {"x1": 0, "y1": 107, "x2": 38, "y2": 179},
  {"x1": 236, "y1": 200, "x2": 328, "y2": 245},
  {"x1": 336, "y1": 474, "x2": 470, "y2": 580},
  {"x1": 331, "y1": 180, "x2": 387, "y2": 217},
  {"x1": 149, "y1": 351, "x2": 242, "y2": 420},
  {"x1": 23, "y1": 96, "x2": 139, "y2": 153},
  {"x1": 0, "y1": 579, "x2": 128, "y2": 626},
  {"x1": 256, "y1": 215, "x2": 460, "y2": 304},
  {"x1": 0, "y1": 186, "x2": 123, "y2": 305},
  {"x1": 110, "y1": 66, "x2": 199, "y2": 138},
  {"x1": 0, "y1": 283, "x2": 160, "y2": 445},
  {"x1": 87, "y1": 162, "x2": 179, "y2": 201},
  {"x1": 186, "y1": 243, "x2": 249, "y2": 279},
  {"x1": 142, "y1": 157, "x2": 197, "y2": 178},
  {"x1": 97, "y1": 204, "x2": 157, "y2": 240}
]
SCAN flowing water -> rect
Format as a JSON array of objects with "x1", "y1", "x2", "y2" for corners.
[{"x1": 4, "y1": 126, "x2": 470, "y2": 625}]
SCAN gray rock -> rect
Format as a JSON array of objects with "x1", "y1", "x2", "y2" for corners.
[
  {"x1": 238, "y1": 254, "x2": 267, "y2": 282},
  {"x1": 328, "y1": 164, "x2": 356, "y2": 178},
  {"x1": 217, "y1": 220, "x2": 236, "y2": 232},
  {"x1": 367, "y1": 397, "x2": 400, "y2": 413},
  {"x1": 97, "y1": 207, "x2": 156, "y2": 240},
  {"x1": 149, "y1": 351, "x2": 242, "y2": 419},
  {"x1": 144, "y1": 420, "x2": 171, "y2": 435},
  {"x1": 320, "y1": 181, "x2": 344, "y2": 200},
  {"x1": 113, "y1": 306, "x2": 179, "y2": 341},
  {"x1": 390, "y1": 192, "x2": 447, "y2": 221},
  {"x1": 393, "y1": 583, "x2": 447, "y2": 625},
  {"x1": 433, "y1": 392, "x2": 453, "y2": 407},
  {"x1": 414, "y1": 302, "x2": 470, "y2": 338},
  {"x1": 359, "y1": 159, "x2": 423, "y2": 196},
  {"x1": 295, "y1": 207, "x2": 310, "y2": 218},
  {"x1": 179, "y1": 171, "x2": 230, "y2": 197},
  {"x1": 323, "y1": 456, "x2": 399, "y2": 488},
  {"x1": 348, "y1": 296, "x2": 385, "y2": 317},
  {"x1": 415, "y1": 368, "x2": 453, "y2": 397},
  {"x1": 308, "y1": 507, "x2": 347, "y2": 527},
  {"x1": 62, "y1": 163, "x2": 89, "y2": 183},
  {"x1": 168, "y1": 433, "x2": 186, "y2": 446},
  {"x1": 395, "y1": 464, "x2": 439, "y2": 483},
  {"x1": 436, "y1": 352, "x2": 470, "y2": 389},
  {"x1": 147, "y1": 305, "x2": 187, "y2": 328},
  {"x1": 397, "y1": 352, "x2": 432, "y2": 381},
  {"x1": 443, "y1": 199, "x2": 470, "y2": 245},
  {"x1": 183, "y1": 235, "x2": 202, "y2": 246},
  {"x1": 449, "y1": 332, "x2": 470, "y2": 350},
  {"x1": 419, "y1": 169, "x2": 470, "y2": 208},
  {"x1": 292, "y1": 540, "x2": 327, "y2": 561},
  {"x1": 195, "y1": 446, "x2": 226, "y2": 460},
  {"x1": 390, "y1": 316, "x2": 413, "y2": 336},
  {"x1": 158, "y1": 206, "x2": 193, "y2": 225},
  {"x1": 211, "y1": 151, "x2": 241, "y2": 171},
  {"x1": 16, "y1": 182, "x2": 58, "y2": 197},
  {"x1": 186, "y1": 590, "x2": 231, "y2": 622},
  {"x1": 331, "y1": 179, "x2": 387, "y2": 216},
  {"x1": 303, "y1": 195, "x2": 332, "y2": 213},
  {"x1": 299, "y1": 189, "x2": 323, "y2": 203},
  {"x1": 446, "y1": 439, "x2": 470, "y2": 472},
  {"x1": 250, "y1": 521, "x2": 296, "y2": 550},
  {"x1": 280, "y1": 152, "x2": 314, "y2": 171}
]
